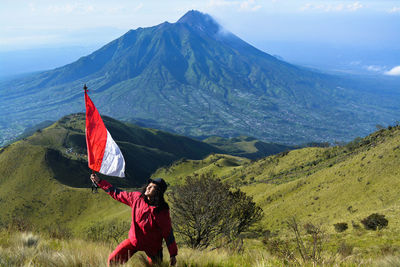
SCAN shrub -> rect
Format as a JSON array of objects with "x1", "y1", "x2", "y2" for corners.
[
  {"x1": 361, "y1": 213, "x2": 388, "y2": 230},
  {"x1": 333, "y1": 222, "x2": 348, "y2": 233},
  {"x1": 168, "y1": 174, "x2": 263, "y2": 249}
]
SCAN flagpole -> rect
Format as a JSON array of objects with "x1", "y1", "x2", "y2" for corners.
[
  {"x1": 84, "y1": 83, "x2": 125, "y2": 189},
  {"x1": 84, "y1": 84, "x2": 98, "y2": 193},
  {"x1": 91, "y1": 170, "x2": 98, "y2": 193}
]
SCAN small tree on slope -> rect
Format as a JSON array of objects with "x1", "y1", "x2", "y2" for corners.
[{"x1": 168, "y1": 174, "x2": 263, "y2": 249}]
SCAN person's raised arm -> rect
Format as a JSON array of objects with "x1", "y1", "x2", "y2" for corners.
[{"x1": 90, "y1": 174, "x2": 135, "y2": 206}]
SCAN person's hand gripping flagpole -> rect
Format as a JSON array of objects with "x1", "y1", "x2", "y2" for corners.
[{"x1": 84, "y1": 84, "x2": 125, "y2": 192}]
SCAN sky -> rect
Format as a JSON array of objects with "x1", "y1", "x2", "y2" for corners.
[{"x1": 1, "y1": 0, "x2": 399, "y2": 76}]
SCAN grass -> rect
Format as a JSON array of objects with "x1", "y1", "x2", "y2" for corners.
[
  {"x1": 0, "y1": 230, "x2": 110, "y2": 266},
  {"x1": 1, "y1": 229, "x2": 400, "y2": 267}
]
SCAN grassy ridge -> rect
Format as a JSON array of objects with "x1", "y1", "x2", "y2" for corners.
[
  {"x1": 21, "y1": 113, "x2": 220, "y2": 187},
  {"x1": 155, "y1": 126, "x2": 400, "y2": 253}
]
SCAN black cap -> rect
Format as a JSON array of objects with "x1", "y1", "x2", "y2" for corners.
[{"x1": 148, "y1": 178, "x2": 168, "y2": 194}]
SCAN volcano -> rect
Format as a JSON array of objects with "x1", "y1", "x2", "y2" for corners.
[{"x1": 1, "y1": 10, "x2": 399, "y2": 145}]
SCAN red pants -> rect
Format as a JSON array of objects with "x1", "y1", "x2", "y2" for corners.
[{"x1": 108, "y1": 239, "x2": 163, "y2": 266}]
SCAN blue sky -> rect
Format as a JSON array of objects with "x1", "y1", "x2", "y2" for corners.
[{"x1": 1, "y1": 0, "x2": 399, "y2": 75}]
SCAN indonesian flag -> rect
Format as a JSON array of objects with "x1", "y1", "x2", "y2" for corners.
[{"x1": 84, "y1": 89, "x2": 125, "y2": 177}]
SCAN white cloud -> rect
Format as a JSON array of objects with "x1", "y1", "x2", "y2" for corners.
[
  {"x1": 47, "y1": 3, "x2": 95, "y2": 14},
  {"x1": 385, "y1": 66, "x2": 400, "y2": 76},
  {"x1": 300, "y1": 1, "x2": 364, "y2": 12},
  {"x1": 388, "y1": 7, "x2": 400, "y2": 13},
  {"x1": 349, "y1": 61, "x2": 362, "y2": 66},
  {"x1": 365, "y1": 65, "x2": 384, "y2": 72},
  {"x1": 347, "y1": 2, "x2": 363, "y2": 12},
  {"x1": 207, "y1": 0, "x2": 237, "y2": 8},
  {"x1": 240, "y1": 0, "x2": 262, "y2": 11},
  {"x1": 207, "y1": 0, "x2": 261, "y2": 12}
]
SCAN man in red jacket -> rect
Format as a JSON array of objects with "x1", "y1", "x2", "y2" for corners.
[{"x1": 90, "y1": 174, "x2": 178, "y2": 266}]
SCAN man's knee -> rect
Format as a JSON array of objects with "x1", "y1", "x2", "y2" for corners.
[{"x1": 108, "y1": 239, "x2": 137, "y2": 266}]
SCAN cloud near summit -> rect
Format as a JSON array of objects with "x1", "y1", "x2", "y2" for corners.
[{"x1": 385, "y1": 66, "x2": 400, "y2": 76}]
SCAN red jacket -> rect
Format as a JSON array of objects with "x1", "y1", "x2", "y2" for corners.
[{"x1": 97, "y1": 180, "x2": 178, "y2": 257}]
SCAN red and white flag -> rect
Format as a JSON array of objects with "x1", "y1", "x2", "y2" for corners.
[{"x1": 84, "y1": 88, "x2": 125, "y2": 177}]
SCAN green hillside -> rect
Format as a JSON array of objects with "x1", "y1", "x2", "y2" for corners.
[
  {"x1": 2, "y1": 113, "x2": 400, "y2": 256},
  {"x1": 0, "y1": 138, "x2": 129, "y2": 236},
  {"x1": 28, "y1": 113, "x2": 223, "y2": 187},
  {"x1": 154, "y1": 125, "x2": 400, "y2": 251}
]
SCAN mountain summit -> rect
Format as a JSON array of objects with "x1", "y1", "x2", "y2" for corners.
[
  {"x1": 0, "y1": 10, "x2": 399, "y2": 145},
  {"x1": 177, "y1": 10, "x2": 220, "y2": 32}
]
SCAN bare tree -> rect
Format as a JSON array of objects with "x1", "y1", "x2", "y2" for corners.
[
  {"x1": 286, "y1": 218, "x2": 325, "y2": 265},
  {"x1": 264, "y1": 218, "x2": 327, "y2": 265}
]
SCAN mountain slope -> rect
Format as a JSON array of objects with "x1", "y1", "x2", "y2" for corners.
[
  {"x1": 1, "y1": 113, "x2": 400, "y2": 251},
  {"x1": 0, "y1": 139, "x2": 133, "y2": 236},
  {"x1": 2, "y1": 113, "x2": 220, "y2": 188},
  {"x1": 154, "y1": 125, "x2": 400, "y2": 243},
  {"x1": 0, "y1": 113, "x2": 292, "y2": 236},
  {"x1": 0, "y1": 113, "x2": 219, "y2": 234},
  {"x1": 1, "y1": 10, "x2": 399, "y2": 146}
]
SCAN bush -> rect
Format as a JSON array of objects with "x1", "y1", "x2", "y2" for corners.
[
  {"x1": 361, "y1": 213, "x2": 388, "y2": 230},
  {"x1": 333, "y1": 222, "x2": 348, "y2": 233},
  {"x1": 168, "y1": 174, "x2": 263, "y2": 249}
]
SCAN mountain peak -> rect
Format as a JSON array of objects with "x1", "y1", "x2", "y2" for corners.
[{"x1": 177, "y1": 10, "x2": 220, "y2": 33}]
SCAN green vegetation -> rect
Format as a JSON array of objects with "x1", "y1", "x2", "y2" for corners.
[
  {"x1": 156, "y1": 124, "x2": 400, "y2": 258},
  {"x1": 333, "y1": 222, "x2": 348, "y2": 233},
  {"x1": 169, "y1": 174, "x2": 262, "y2": 249},
  {"x1": 361, "y1": 213, "x2": 389, "y2": 231},
  {"x1": 2, "y1": 115, "x2": 400, "y2": 265},
  {"x1": 9, "y1": 113, "x2": 219, "y2": 187},
  {"x1": 0, "y1": 113, "x2": 222, "y2": 240}
]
